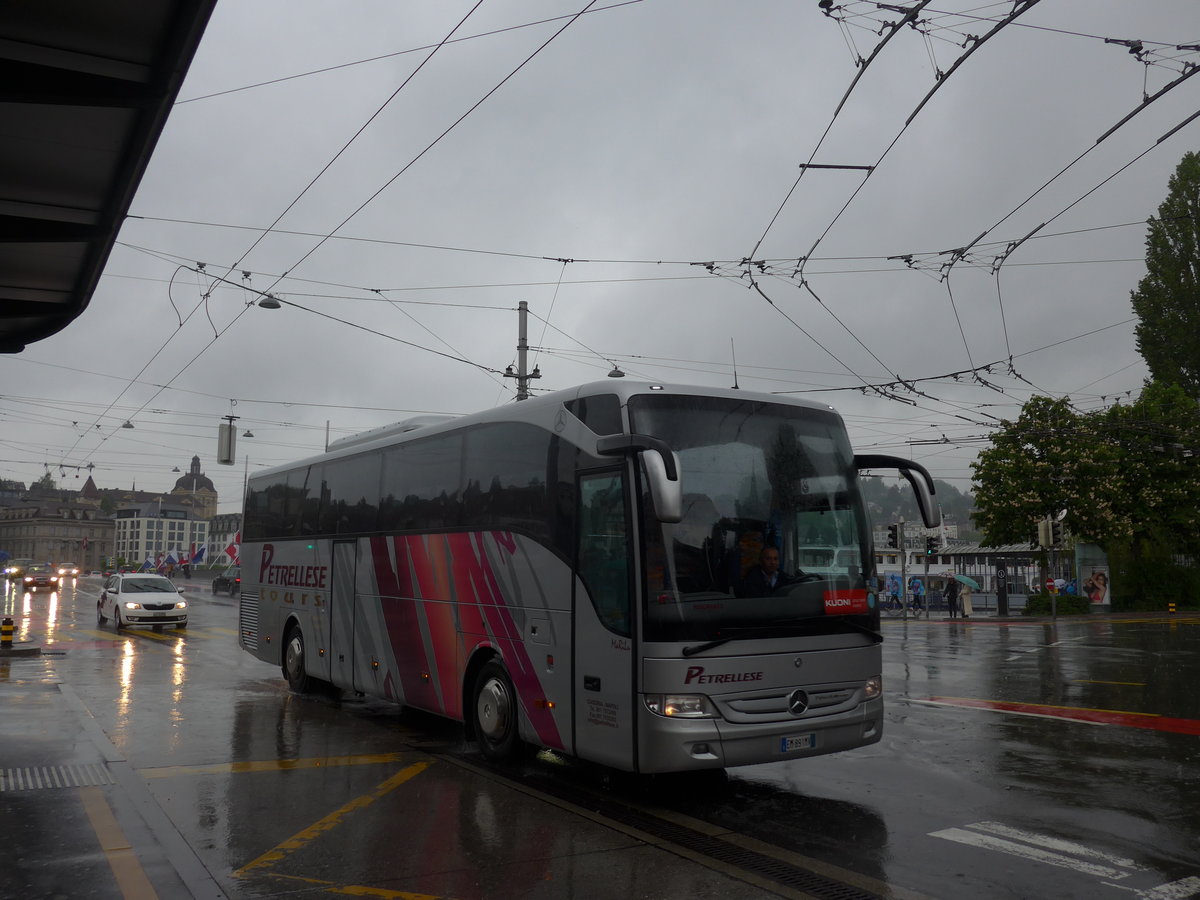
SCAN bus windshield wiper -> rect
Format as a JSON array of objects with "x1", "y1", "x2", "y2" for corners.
[
  {"x1": 682, "y1": 637, "x2": 731, "y2": 657},
  {"x1": 682, "y1": 626, "x2": 761, "y2": 657},
  {"x1": 767, "y1": 615, "x2": 883, "y2": 644}
]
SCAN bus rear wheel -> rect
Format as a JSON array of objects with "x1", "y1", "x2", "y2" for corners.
[
  {"x1": 283, "y1": 624, "x2": 314, "y2": 693},
  {"x1": 472, "y1": 660, "x2": 522, "y2": 762}
]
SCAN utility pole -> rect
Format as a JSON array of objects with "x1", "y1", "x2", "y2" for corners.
[
  {"x1": 504, "y1": 301, "x2": 541, "y2": 400},
  {"x1": 899, "y1": 519, "x2": 908, "y2": 618}
]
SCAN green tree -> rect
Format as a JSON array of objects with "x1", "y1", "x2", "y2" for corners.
[
  {"x1": 33, "y1": 471, "x2": 56, "y2": 490},
  {"x1": 1131, "y1": 151, "x2": 1200, "y2": 398},
  {"x1": 1101, "y1": 381, "x2": 1200, "y2": 556},
  {"x1": 971, "y1": 397, "x2": 1106, "y2": 545},
  {"x1": 972, "y1": 385, "x2": 1200, "y2": 607}
]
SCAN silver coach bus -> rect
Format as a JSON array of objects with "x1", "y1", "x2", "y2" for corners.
[{"x1": 237, "y1": 381, "x2": 938, "y2": 773}]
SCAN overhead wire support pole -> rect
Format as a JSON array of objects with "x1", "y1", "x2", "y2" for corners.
[{"x1": 504, "y1": 301, "x2": 541, "y2": 401}]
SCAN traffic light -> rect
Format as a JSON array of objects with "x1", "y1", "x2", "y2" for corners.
[
  {"x1": 887, "y1": 524, "x2": 899, "y2": 549},
  {"x1": 1037, "y1": 517, "x2": 1052, "y2": 549},
  {"x1": 1051, "y1": 519, "x2": 1064, "y2": 547},
  {"x1": 925, "y1": 536, "x2": 938, "y2": 556}
]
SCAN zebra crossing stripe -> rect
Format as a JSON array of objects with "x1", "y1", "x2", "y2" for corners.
[
  {"x1": 929, "y1": 826, "x2": 1133, "y2": 879},
  {"x1": 1, "y1": 764, "x2": 115, "y2": 791}
]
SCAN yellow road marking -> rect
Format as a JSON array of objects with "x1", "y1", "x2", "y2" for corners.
[
  {"x1": 123, "y1": 628, "x2": 183, "y2": 642},
  {"x1": 141, "y1": 752, "x2": 417, "y2": 779},
  {"x1": 235, "y1": 761, "x2": 433, "y2": 876},
  {"x1": 80, "y1": 785, "x2": 159, "y2": 899},
  {"x1": 267, "y1": 872, "x2": 449, "y2": 899},
  {"x1": 78, "y1": 629, "x2": 123, "y2": 640}
]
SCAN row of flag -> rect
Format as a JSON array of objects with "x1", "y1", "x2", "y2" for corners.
[{"x1": 139, "y1": 534, "x2": 239, "y2": 572}]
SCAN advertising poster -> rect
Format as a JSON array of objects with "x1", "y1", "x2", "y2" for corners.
[{"x1": 1083, "y1": 567, "x2": 1111, "y2": 605}]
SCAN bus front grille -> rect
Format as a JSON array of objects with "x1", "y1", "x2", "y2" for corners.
[{"x1": 720, "y1": 686, "x2": 862, "y2": 722}]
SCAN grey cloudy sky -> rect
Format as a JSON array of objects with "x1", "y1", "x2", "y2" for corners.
[{"x1": 2, "y1": 0, "x2": 1197, "y2": 513}]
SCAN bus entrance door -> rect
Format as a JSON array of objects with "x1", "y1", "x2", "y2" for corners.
[
  {"x1": 574, "y1": 470, "x2": 636, "y2": 770},
  {"x1": 329, "y1": 540, "x2": 357, "y2": 690}
]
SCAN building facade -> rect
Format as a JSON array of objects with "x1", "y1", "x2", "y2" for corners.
[
  {"x1": 0, "y1": 501, "x2": 112, "y2": 572},
  {"x1": 113, "y1": 503, "x2": 207, "y2": 571}
]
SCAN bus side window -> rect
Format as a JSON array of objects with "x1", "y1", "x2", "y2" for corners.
[{"x1": 577, "y1": 472, "x2": 631, "y2": 637}]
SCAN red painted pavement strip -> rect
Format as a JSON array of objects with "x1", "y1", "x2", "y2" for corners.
[{"x1": 927, "y1": 696, "x2": 1200, "y2": 736}]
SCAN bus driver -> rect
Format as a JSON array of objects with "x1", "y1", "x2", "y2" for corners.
[{"x1": 739, "y1": 547, "x2": 795, "y2": 597}]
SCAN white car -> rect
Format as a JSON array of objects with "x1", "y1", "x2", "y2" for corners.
[{"x1": 98, "y1": 573, "x2": 188, "y2": 630}]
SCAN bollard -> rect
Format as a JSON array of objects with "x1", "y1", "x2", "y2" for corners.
[
  {"x1": 1168, "y1": 602, "x2": 1176, "y2": 615},
  {"x1": 1, "y1": 617, "x2": 12, "y2": 648}
]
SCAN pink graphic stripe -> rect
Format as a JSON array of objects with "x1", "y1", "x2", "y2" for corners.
[{"x1": 449, "y1": 532, "x2": 563, "y2": 750}]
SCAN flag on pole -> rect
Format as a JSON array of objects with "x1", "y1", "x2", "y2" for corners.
[
  {"x1": 225, "y1": 530, "x2": 241, "y2": 565},
  {"x1": 165, "y1": 550, "x2": 179, "y2": 567},
  {"x1": 191, "y1": 544, "x2": 205, "y2": 564}
]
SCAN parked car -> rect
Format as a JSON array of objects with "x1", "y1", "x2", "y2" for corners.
[
  {"x1": 97, "y1": 573, "x2": 188, "y2": 630},
  {"x1": 212, "y1": 565, "x2": 240, "y2": 596},
  {"x1": 5, "y1": 558, "x2": 34, "y2": 580},
  {"x1": 23, "y1": 564, "x2": 60, "y2": 592},
  {"x1": 57, "y1": 562, "x2": 80, "y2": 577}
]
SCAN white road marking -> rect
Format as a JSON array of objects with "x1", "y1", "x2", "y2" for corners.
[
  {"x1": 933, "y1": 822, "x2": 1200, "y2": 898},
  {"x1": 968, "y1": 821, "x2": 1144, "y2": 871},
  {"x1": 929, "y1": 826, "x2": 1134, "y2": 880},
  {"x1": 1136, "y1": 876, "x2": 1200, "y2": 899}
]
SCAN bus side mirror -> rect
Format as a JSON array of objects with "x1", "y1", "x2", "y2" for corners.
[
  {"x1": 596, "y1": 433, "x2": 682, "y2": 523},
  {"x1": 854, "y1": 454, "x2": 941, "y2": 529},
  {"x1": 640, "y1": 449, "x2": 682, "y2": 523}
]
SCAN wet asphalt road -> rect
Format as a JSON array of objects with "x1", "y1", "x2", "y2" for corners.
[{"x1": 1, "y1": 575, "x2": 1197, "y2": 899}]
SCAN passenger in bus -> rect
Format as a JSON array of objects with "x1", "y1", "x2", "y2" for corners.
[{"x1": 737, "y1": 547, "x2": 796, "y2": 597}]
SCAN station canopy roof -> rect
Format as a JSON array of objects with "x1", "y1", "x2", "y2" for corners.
[{"x1": 0, "y1": 0, "x2": 216, "y2": 353}]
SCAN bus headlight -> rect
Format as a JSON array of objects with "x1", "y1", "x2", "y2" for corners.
[
  {"x1": 644, "y1": 694, "x2": 717, "y2": 718},
  {"x1": 864, "y1": 676, "x2": 882, "y2": 699}
]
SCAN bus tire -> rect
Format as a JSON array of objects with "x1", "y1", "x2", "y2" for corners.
[
  {"x1": 283, "y1": 624, "x2": 315, "y2": 693},
  {"x1": 472, "y1": 660, "x2": 522, "y2": 762}
]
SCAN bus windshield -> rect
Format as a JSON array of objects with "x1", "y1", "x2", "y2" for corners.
[{"x1": 629, "y1": 394, "x2": 874, "y2": 642}]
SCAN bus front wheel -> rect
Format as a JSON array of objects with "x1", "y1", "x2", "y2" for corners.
[
  {"x1": 283, "y1": 625, "x2": 314, "y2": 693},
  {"x1": 472, "y1": 660, "x2": 521, "y2": 762}
]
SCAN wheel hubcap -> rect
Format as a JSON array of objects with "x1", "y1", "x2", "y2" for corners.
[
  {"x1": 476, "y1": 677, "x2": 511, "y2": 740},
  {"x1": 286, "y1": 637, "x2": 303, "y2": 678}
]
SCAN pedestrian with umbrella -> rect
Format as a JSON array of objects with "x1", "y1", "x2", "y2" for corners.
[
  {"x1": 944, "y1": 573, "x2": 960, "y2": 619},
  {"x1": 952, "y1": 573, "x2": 980, "y2": 618}
]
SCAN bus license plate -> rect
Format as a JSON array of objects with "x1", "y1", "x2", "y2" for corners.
[{"x1": 780, "y1": 733, "x2": 816, "y2": 753}]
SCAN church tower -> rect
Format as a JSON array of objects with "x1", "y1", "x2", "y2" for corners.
[{"x1": 171, "y1": 456, "x2": 218, "y2": 520}]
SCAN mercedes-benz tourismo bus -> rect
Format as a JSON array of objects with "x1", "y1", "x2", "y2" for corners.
[{"x1": 237, "y1": 381, "x2": 938, "y2": 773}]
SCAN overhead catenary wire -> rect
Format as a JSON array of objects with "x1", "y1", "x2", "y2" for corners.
[
  {"x1": 174, "y1": 2, "x2": 644, "y2": 105},
  {"x1": 65, "y1": 6, "x2": 492, "y2": 474}
]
